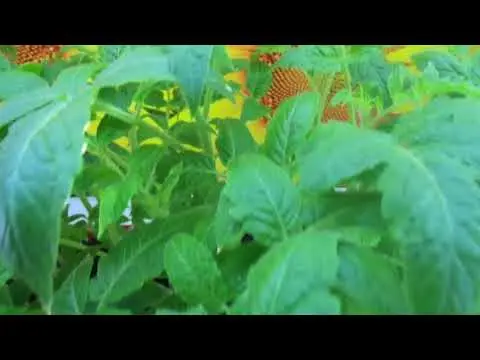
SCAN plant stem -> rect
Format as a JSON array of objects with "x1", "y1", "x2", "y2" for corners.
[{"x1": 199, "y1": 88, "x2": 215, "y2": 158}]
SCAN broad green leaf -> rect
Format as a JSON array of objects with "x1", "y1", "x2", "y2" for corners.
[
  {"x1": 0, "y1": 90, "x2": 94, "y2": 308},
  {"x1": 97, "y1": 83, "x2": 138, "y2": 112},
  {"x1": 413, "y1": 51, "x2": 468, "y2": 81},
  {"x1": 276, "y1": 45, "x2": 342, "y2": 73},
  {"x1": 0, "y1": 54, "x2": 11, "y2": 72},
  {"x1": 216, "y1": 243, "x2": 266, "y2": 298},
  {"x1": 98, "y1": 176, "x2": 140, "y2": 237},
  {"x1": 116, "y1": 282, "x2": 171, "y2": 314},
  {"x1": 0, "y1": 260, "x2": 11, "y2": 287},
  {"x1": 213, "y1": 192, "x2": 244, "y2": 249},
  {"x1": 306, "y1": 192, "x2": 386, "y2": 248},
  {"x1": 240, "y1": 97, "x2": 270, "y2": 123},
  {"x1": 90, "y1": 227, "x2": 168, "y2": 309},
  {"x1": 99, "y1": 45, "x2": 133, "y2": 64},
  {"x1": 96, "y1": 307, "x2": 133, "y2": 315},
  {"x1": 232, "y1": 230, "x2": 340, "y2": 314},
  {"x1": 380, "y1": 150, "x2": 480, "y2": 313},
  {"x1": 212, "y1": 45, "x2": 235, "y2": 74},
  {"x1": 337, "y1": 244, "x2": 410, "y2": 314},
  {"x1": 73, "y1": 163, "x2": 121, "y2": 197},
  {"x1": 0, "y1": 88, "x2": 59, "y2": 127},
  {"x1": 247, "y1": 61, "x2": 273, "y2": 98},
  {"x1": 0, "y1": 70, "x2": 49, "y2": 100},
  {"x1": 264, "y1": 92, "x2": 320, "y2": 166},
  {"x1": 391, "y1": 97, "x2": 480, "y2": 169},
  {"x1": 220, "y1": 154, "x2": 301, "y2": 245},
  {"x1": 164, "y1": 233, "x2": 229, "y2": 312},
  {"x1": 215, "y1": 120, "x2": 257, "y2": 166},
  {"x1": 52, "y1": 257, "x2": 93, "y2": 315},
  {"x1": 470, "y1": 53, "x2": 480, "y2": 87},
  {"x1": 349, "y1": 50, "x2": 393, "y2": 107},
  {"x1": 297, "y1": 122, "x2": 393, "y2": 192},
  {"x1": 378, "y1": 98, "x2": 480, "y2": 313},
  {"x1": 95, "y1": 115, "x2": 131, "y2": 146},
  {"x1": 52, "y1": 64, "x2": 100, "y2": 96},
  {"x1": 168, "y1": 45, "x2": 214, "y2": 116},
  {"x1": 94, "y1": 46, "x2": 175, "y2": 88},
  {"x1": 170, "y1": 122, "x2": 203, "y2": 147},
  {"x1": 0, "y1": 287, "x2": 12, "y2": 306},
  {"x1": 156, "y1": 305, "x2": 207, "y2": 315},
  {"x1": 206, "y1": 71, "x2": 236, "y2": 103}
]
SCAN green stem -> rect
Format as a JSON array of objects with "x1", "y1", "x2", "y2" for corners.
[
  {"x1": 60, "y1": 238, "x2": 87, "y2": 251},
  {"x1": 94, "y1": 99, "x2": 184, "y2": 150},
  {"x1": 199, "y1": 88, "x2": 214, "y2": 157}
]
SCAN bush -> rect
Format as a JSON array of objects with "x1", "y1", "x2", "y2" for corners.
[{"x1": 0, "y1": 45, "x2": 480, "y2": 315}]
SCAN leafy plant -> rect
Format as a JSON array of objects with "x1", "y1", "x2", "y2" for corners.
[{"x1": 1, "y1": 44, "x2": 480, "y2": 314}]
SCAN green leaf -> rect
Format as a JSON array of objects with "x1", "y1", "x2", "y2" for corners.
[
  {"x1": 247, "y1": 61, "x2": 273, "y2": 98},
  {"x1": 156, "y1": 305, "x2": 207, "y2": 315},
  {"x1": 0, "y1": 287, "x2": 12, "y2": 307},
  {"x1": 240, "y1": 97, "x2": 270, "y2": 123},
  {"x1": 306, "y1": 192, "x2": 386, "y2": 248},
  {"x1": 297, "y1": 122, "x2": 393, "y2": 192},
  {"x1": 52, "y1": 257, "x2": 93, "y2": 315},
  {"x1": 95, "y1": 307, "x2": 133, "y2": 315},
  {"x1": 216, "y1": 243, "x2": 266, "y2": 298},
  {"x1": 52, "y1": 64, "x2": 100, "y2": 97},
  {"x1": 211, "y1": 45, "x2": 235, "y2": 75},
  {"x1": 337, "y1": 244, "x2": 410, "y2": 314},
  {"x1": 469, "y1": 53, "x2": 480, "y2": 87},
  {"x1": 0, "y1": 88, "x2": 59, "y2": 127},
  {"x1": 0, "y1": 70, "x2": 49, "y2": 100},
  {"x1": 99, "y1": 45, "x2": 133, "y2": 64},
  {"x1": 94, "y1": 46, "x2": 175, "y2": 88},
  {"x1": 391, "y1": 97, "x2": 480, "y2": 169},
  {"x1": 232, "y1": 230, "x2": 340, "y2": 314},
  {"x1": 349, "y1": 50, "x2": 393, "y2": 107},
  {"x1": 276, "y1": 45, "x2": 342, "y2": 73},
  {"x1": 377, "y1": 98, "x2": 480, "y2": 313},
  {"x1": 164, "y1": 233, "x2": 229, "y2": 312},
  {"x1": 206, "y1": 71, "x2": 236, "y2": 103},
  {"x1": 413, "y1": 51, "x2": 468, "y2": 81},
  {"x1": 168, "y1": 45, "x2": 214, "y2": 116},
  {"x1": 215, "y1": 120, "x2": 257, "y2": 166},
  {"x1": 0, "y1": 54, "x2": 11, "y2": 72},
  {"x1": 219, "y1": 154, "x2": 301, "y2": 246},
  {"x1": 90, "y1": 227, "x2": 168, "y2": 309},
  {"x1": 264, "y1": 92, "x2": 320, "y2": 166},
  {"x1": 98, "y1": 176, "x2": 140, "y2": 237},
  {"x1": 0, "y1": 259, "x2": 11, "y2": 287},
  {"x1": 0, "y1": 90, "x2": 95, "y2": 309}
]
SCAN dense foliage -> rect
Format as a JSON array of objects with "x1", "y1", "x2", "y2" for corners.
[{"x1": 1, "y1": 45, "x2": 480, "y2": 315}]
